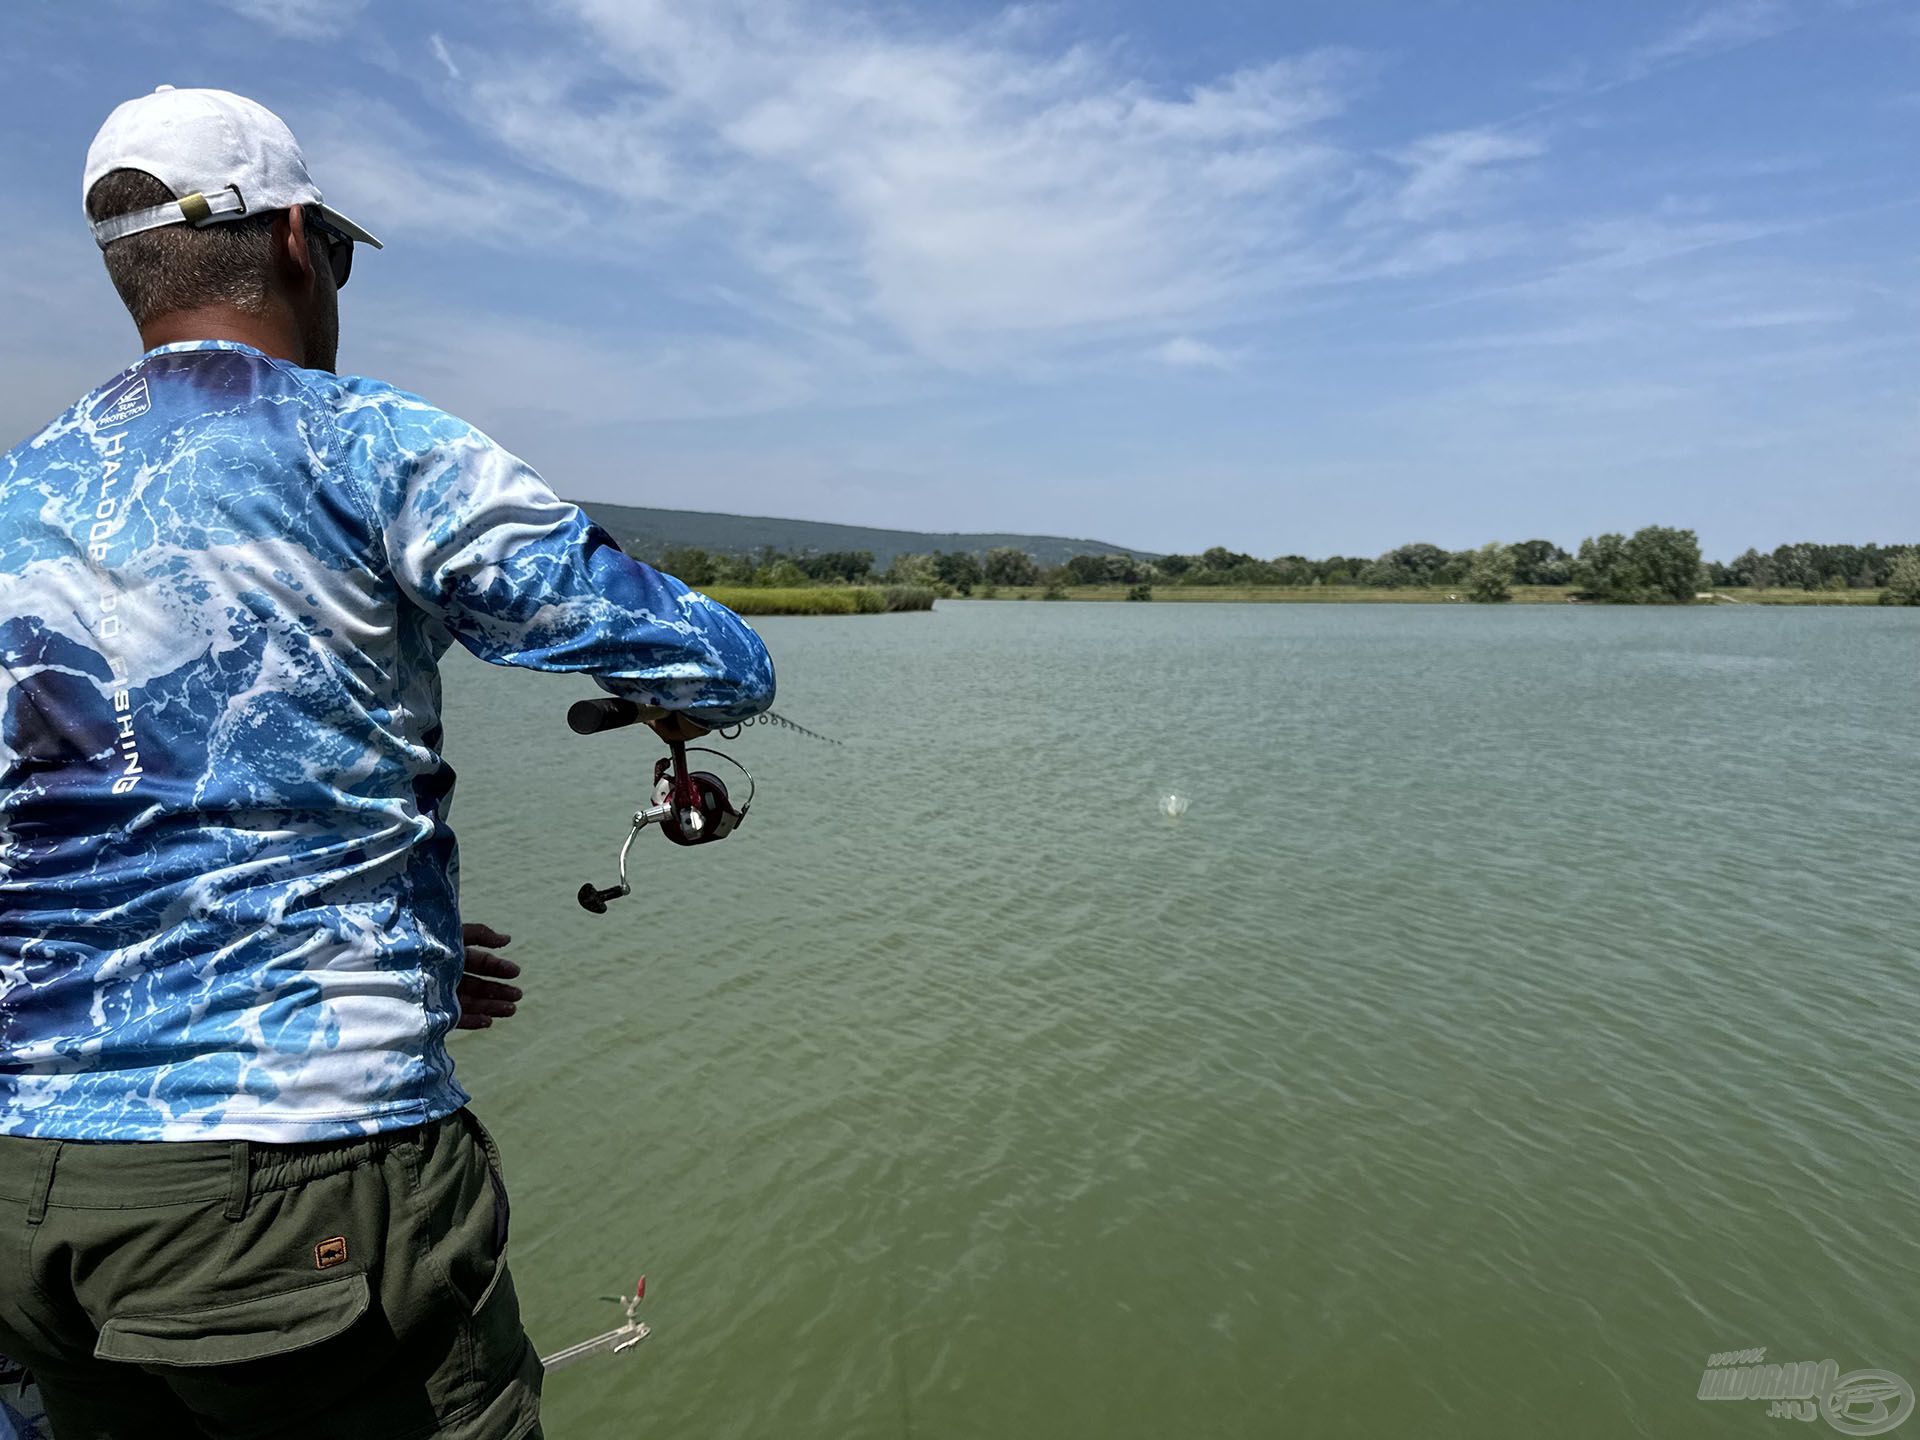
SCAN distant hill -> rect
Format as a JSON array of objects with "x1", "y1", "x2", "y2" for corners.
[{"x1": 568, "y1": 500, "x2": 1157, "y2": 570}]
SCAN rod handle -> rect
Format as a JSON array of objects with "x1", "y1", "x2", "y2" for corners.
[{"x1": 567, "y1": 698, "x2": 665, "y2": 735}]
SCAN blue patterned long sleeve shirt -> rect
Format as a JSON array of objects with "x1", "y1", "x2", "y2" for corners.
[{"x1": 0, "y1": 340, "x2": 775, "y2": 1141}]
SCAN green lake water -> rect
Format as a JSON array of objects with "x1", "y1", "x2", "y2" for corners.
[{"x1": 441, "y1": 600, "x2": 1920, "y2": 1439}]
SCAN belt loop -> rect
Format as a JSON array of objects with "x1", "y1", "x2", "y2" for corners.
[
  {"x1": 225, "y1": 1140, "x2": 251, "y2": 1221},
  {"x1": 24, "y1": 1141, "x2": 61, "y2": 1226}
]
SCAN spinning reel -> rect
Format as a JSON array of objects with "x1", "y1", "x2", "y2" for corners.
[{"x1": 567, "y1": 697, "x2": 756, "y2": 914}]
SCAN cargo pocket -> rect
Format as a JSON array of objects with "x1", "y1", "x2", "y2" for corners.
[
  {"x1": 94, "y1": 1271, "x2": 370, "y2": 1367},
  {"x1": 425, "y1": 1110, "x2": 534, "y2": 1420},
  {"x1": 452, "y1": 1110, "x2": 510, "y2": 1317}
]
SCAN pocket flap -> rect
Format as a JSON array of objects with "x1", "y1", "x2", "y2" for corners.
[{"x1": 95, "y1": 1271, "x2": 369, "y2": 1367}]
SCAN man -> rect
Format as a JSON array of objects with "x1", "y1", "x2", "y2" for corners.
[{"x1": 0, "y1": 86, "x2": 775, "y2": 1439}]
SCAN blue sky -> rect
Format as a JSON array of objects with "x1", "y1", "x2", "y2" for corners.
[{"x1": 2, "y1": 0, "x2": 1913, "y2": 557}]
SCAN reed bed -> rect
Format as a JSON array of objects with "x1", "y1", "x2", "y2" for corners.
[{"x1": 702, "y1": 585, "x2": 938, "y2": 615}]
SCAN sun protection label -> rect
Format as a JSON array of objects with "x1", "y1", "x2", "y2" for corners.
[{"x1": 94, "y1": 374, "x2": 151, "y2": 426}]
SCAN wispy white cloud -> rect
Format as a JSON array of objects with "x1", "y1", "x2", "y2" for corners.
[
  {"x1": 1417, "y1": 209, "x2": 1802, "y2": 316},
  {"x1": 1153, "y1": 336, "x2": 1235, "y2": 369},
  {"x1": 1412, "y1": 317, "x2": 1630, "y2": 353},
  {"x1": 439, "y1": 1, "x2": 1513, "y2": 363},
  {"x1": 429, "y1": 33, "x2": 461, "y2": 81},
  {"x1": 391, "y1": 0, "x2": 1876, "y2": 406},
  {"x1": 301, "y1": 105, "x2": 590, "y2": 247},
  {"x1": 1565, "y1": 213, "x2": 1798, "y2": 270},
  {"x1": 1702, "y1": 304, "x2": 1851, "y2": 328},
  {"x1": 1633, "y1": 0, "x2": 1798, "y2": 71},
  {"x1": 361, "y1": 304, "x2": 823, "y2": 430},
  {"x1": 1529, "y1": 59, "x2": 1595, "y2": 97},
  {"x1": 217, "y1": 0, "x2": 370, "y2": 42},
  {"x1": 1389, "y1": 128, "x2": 1545, "y2": 222},
  {"x1": 1515, "y1": 1, "x2": 1806, "y2": 118}
]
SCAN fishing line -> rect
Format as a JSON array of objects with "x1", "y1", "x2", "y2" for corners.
[{"x1": 721, "y1": 711, "x2": 843, "y2": 745}]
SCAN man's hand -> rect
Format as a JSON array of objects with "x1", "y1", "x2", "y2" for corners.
[
  {"x1": 649, "y1": 712, "x2": 711, "y2": 744},
  {"x1": 457, "y1": 924, "x2": 522, "y2": 1030}
]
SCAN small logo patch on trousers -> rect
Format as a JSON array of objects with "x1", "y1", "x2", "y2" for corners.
[{"x1": 315, "y1": 1236, "x2": 349, "y2": 1270}]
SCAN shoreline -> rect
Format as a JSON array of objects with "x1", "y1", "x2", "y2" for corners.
[
  {"x1": 697, "y1": 583, "x2": 1897, "y2": 613},
  {"x1": 963, "y1": 585, "x2": 1891, "y2": 606}
]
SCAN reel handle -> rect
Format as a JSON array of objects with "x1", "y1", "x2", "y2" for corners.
[{"x1": 577, "y1": 881, "x2": 629, "y2": 914}]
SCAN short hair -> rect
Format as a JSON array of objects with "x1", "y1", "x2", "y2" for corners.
[{"x1": 84, "y1": 168, "x2": 278, "y2": 327}]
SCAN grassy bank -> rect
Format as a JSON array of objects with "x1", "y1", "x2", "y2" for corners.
[
  {"x1": 1721, "y1": 587, "x2": 1889, "y2": 606},
  {"x1": 975, "y1": 584, "x2": 1893, "y2": 605},
  {"x1": 979, "y1": 584, "x2": 1581, "y2": 603},
  {"x1": 705, "y1": 582, "x2": 1895, "y2": 611},
  {"x1": 703, "y1": 585, "x2": 937, "y2": 616}
]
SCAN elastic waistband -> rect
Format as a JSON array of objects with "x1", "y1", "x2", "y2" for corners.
[{"x1": 0, "y1": 1115, "x2": 457, "y2": 1213}]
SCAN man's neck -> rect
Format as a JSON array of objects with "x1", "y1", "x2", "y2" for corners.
[{"x1": 138, "y1": 306, "x2": 305, "y2": 366}]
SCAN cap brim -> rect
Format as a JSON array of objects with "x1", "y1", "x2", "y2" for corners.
[{"x1": 315, "y1": 203, "x2": 382, "y2": 249}]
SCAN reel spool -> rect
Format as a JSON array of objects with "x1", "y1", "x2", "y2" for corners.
[{"x1": 649, "y1": 752, "x2": 747, "y2": 848}]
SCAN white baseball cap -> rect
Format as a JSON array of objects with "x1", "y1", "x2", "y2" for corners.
[{"x1": 84, "y1": 85, "x2": 382, "y2": 251}]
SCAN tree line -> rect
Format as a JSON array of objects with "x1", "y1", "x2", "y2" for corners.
[{"x1": 653, "y1": 531, "x2": 1920, "y2": 605}]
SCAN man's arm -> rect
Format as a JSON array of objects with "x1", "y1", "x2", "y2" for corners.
[{"x1": 358, "y1": 402, "x2": 774, "y2": 727}]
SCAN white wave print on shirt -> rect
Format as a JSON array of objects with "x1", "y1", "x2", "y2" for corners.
[{"x1": 0, "y1": 340, "x2": 774, "y2": 1141}]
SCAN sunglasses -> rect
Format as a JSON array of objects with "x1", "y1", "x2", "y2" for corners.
[{"x1": 304, "y1": 208, "x2": 354, "y2": 289}]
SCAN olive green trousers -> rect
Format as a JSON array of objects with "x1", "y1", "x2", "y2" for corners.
[{"x1": 0, "y1": 1109, "x2": 542, "y2": 1440}]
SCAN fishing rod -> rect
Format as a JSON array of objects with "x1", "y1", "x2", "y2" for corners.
[{"x1": 539, "y1": 1277, "x2": 652, "y2": 1373}]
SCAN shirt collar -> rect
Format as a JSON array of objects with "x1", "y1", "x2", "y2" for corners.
[{"x1": 144, "y1": 340, "x2": 271, "y2": 360}]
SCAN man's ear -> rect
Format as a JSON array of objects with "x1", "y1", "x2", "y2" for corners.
[{"x1": 276, "y1": 207, "x2": 320, "y2": 292}]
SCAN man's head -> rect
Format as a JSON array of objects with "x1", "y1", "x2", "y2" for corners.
[{"x1": 82, "y1": 87, "x2": 380, "y2": 372}]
